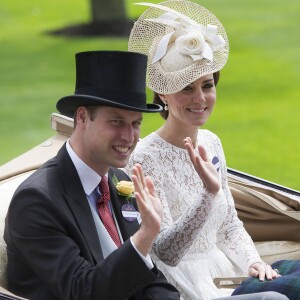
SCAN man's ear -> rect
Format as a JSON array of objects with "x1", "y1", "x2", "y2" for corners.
[{"x1": 76, "y1": 107, "x2": 88, "y2": 126}]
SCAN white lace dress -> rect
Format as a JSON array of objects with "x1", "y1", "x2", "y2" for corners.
[{"x1": 126, "y1": 130, "x2": 262, "y2": 300}]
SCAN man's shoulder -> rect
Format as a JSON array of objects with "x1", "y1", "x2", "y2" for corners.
[{"x1": 13, "y1": 155, "x2": 61, "y2": 197}]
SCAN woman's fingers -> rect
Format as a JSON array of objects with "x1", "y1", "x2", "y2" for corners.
[
  {"x1": 249, "y1": 262, "x2": 281, "y2": 281},
  {"x1": 183, "y1": 137, "x2": 220, "y2": 195},
  {"x1": 198, "y1": 145, "x2": 209, "y2": 162},
  {"x1": 184, "y1": 138, "x2": 196, "y2": 165}
]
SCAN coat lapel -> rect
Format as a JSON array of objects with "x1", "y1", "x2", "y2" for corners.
[
  {"x1": 57, "y1": 145, "x2": 104, "y2": 263},
  {"x1": 108, "y1": 168, "x2": 140, "y2": 240},
  {"x1": 56, "y1": 147, "x2": 139, "y2": 261}
]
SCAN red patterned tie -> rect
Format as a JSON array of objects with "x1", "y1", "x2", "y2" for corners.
[{"x1": 97, "y1": 176, "x2": 121, "y2": 247}]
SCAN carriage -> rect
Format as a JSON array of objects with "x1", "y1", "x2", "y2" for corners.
[{"x1": 1, "y1": 113, "x2": 299, "y2": 299}]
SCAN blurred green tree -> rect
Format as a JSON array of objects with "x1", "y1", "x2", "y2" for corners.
[
  {"x1": 88, "y1": 0, "x2": 133, "y2": 36},
  {"x1": 90, "y1": 0, "x2": 127, "y2": 22},
  {"x1": 51, "y1": 0, "x2": 133, "y2": 36}
]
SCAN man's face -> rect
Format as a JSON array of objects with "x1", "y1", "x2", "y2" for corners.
[{"x1": 74, "y1": 106, "x2": 143, "y2": 175}]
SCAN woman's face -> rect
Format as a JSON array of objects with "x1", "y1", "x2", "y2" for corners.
[{"x1": 162, "y1": 74, "x2": 216, "y2": 128}]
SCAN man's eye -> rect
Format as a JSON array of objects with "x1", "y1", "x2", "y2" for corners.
[{"x1": 111, "y1": 120, "x2": 122, "y2": 124}]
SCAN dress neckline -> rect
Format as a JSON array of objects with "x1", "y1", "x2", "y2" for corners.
[{"x1": 151, "y1": 131, "x2": 203, "y2": 151}]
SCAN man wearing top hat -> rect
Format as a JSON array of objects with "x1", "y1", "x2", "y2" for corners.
[
  {"x1": 4, "y1": 50, "x2": 288, "y2": 300},
  {"x1": 4, "y1": 50, "x2": 180, "y2": 300}
]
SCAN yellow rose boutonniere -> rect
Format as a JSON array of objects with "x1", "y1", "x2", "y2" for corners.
[
  {"x1": 112, "y1": 174, "x2": 135, "y2": 201},
  {"x1": 112, "y1": 174, "x2": 138, "y2": 222},
  {"x1": 116, "y1": 181, "x2": 135, "y2": 197}
]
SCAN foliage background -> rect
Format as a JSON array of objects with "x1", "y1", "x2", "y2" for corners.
[{"x1": 0, "y1": 0, "x2": 299, "y2": 190}]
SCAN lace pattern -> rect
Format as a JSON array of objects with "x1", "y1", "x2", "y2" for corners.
[
  {"x1": 154, "y1": 188, "x2": 218, "y2": 266},
  {"x1": 126, "y1": 130, "x2": 262, "y2": 299}
]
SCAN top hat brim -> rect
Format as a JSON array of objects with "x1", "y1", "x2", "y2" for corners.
[{"x1": 56, "y1": 94, "x2": 163, "y2": 117}]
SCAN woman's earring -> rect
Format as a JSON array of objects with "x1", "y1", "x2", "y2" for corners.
[{"x1": 164, "y1": 103, "x2": 168, "y2": 111}]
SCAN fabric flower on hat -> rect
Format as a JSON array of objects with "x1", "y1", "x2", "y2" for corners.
[
  {"x1": 203, "y1": 24, "x2": 226, "y2": 52},
  {"x1": 137, "y1": 2, "x2": 225, "y2": 64},
  {"x1": 175, "y1": 30, "x2": 206, "y2": 58},
  {"x1": 175, "y1": 29, "x2": 215, "y2": 62}
]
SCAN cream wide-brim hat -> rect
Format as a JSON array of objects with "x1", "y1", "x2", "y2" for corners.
[{"x1": 128, "y1": 0, "x2": 229, "y2": 94}]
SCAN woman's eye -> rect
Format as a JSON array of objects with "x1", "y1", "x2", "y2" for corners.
[{"x1": 182, "y1": 85, "x2": 193, "y2": 91}]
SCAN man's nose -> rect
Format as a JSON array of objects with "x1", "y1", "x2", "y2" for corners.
[{"x1": 120, "y1": 126, "x2": 135, "y2": 142}]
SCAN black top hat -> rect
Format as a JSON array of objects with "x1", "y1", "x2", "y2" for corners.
[{"x1": 56, "y1": 51, "x2": 162, "y2": 117}]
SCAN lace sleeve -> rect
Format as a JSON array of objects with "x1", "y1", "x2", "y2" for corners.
[
  {"x1": 216, "y1": 139, "x2": 262, "y2": 272},
  {"x1": 128, "y1": 148, "x2": 218, "y2": 267},
  {"x1": 154, "y1": 189, "x2": 219, "y2": 266}
]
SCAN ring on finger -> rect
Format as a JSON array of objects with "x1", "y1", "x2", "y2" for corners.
[{"x1": 273, "y1": 268, "x2": 280, "y2": 275}]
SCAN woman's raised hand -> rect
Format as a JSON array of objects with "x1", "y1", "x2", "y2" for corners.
[{"x1": 184, "y1": 137, "x2": 220, "y2": 195}]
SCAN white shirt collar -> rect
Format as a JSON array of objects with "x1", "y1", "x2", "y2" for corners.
[{"x1": 66, "y1": 140, "x2": 102, "y2": 196}]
